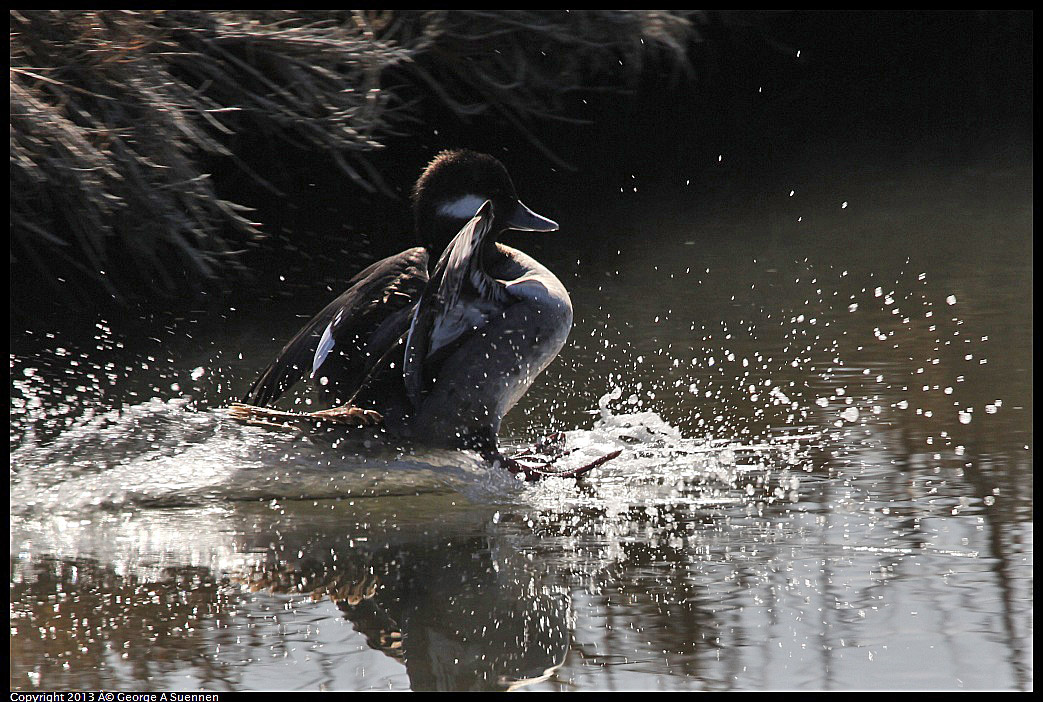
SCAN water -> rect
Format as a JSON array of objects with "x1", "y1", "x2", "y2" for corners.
[{"x1": 9, "y1": 143, "x2": 1032, "y2": 691}]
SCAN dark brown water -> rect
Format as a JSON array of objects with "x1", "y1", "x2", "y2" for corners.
[{"x1": 10, "y1": 142, "x2": 1032, "y2": 690}]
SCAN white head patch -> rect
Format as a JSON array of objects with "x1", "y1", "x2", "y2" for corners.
[{"x1": 437, "y1": 194, "x2": 488, "y2": 221}]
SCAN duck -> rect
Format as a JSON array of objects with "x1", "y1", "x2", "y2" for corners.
[{"x1": 233, "y1": 150, "x2": 618, "y2": 479}]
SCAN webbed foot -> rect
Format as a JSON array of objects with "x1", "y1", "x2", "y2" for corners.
[
  {"x1": 486, "y1": 447, "x2": 622, "y2": 482},
  {"x1": 228, "y1": 402, "x2": 383, "y2": 428},
  {"x1": 308, "y1": 405, "x2": 383, "y2": 426}
]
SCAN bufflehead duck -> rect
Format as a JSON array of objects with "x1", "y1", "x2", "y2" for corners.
[{"x1": 233, "y1": 150, "x2": 619, "y2": 479}]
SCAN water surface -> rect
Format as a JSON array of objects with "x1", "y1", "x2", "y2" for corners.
[{"x1": 10, "y1": 142, "x2": 1032, "y2": 691}]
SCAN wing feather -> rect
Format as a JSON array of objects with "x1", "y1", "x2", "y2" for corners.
[
  {"x1": 243, "y1": 247, "x2": 429, "y2": 406},
  {"x1": 403, "y1": 201, "x2": 501, "y2": 408}
]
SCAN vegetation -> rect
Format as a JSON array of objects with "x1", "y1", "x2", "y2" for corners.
[{"x1": 10, "y1": 10, "x2": 695, "y2": 298}]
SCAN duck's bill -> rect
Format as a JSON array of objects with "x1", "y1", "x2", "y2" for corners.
[{"x1": 506, "y1": 200, "x2": 558, "y2": 231}]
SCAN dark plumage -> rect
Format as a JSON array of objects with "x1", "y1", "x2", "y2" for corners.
[
  {"x1": 242, "y1": 150, "x2": 561, "y2": 439},
  {"x1": 235, "y1": 150, "x2": 623, "y2": 479},
  {"x1": 242, "y1": 247, "x2": 428, "y2": 409}
]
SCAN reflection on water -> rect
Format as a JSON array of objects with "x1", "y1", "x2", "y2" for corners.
[{"x1": 9, "y1": 147, "x2": 1032, "y2": 690}]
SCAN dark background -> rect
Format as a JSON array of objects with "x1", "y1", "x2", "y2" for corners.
[
  {"x1": 10, "y1": 10, "x2": 1033, "y2": 322},
  {"x1": 217, "y1": 11, "x2": 1031, "y2": 285}
]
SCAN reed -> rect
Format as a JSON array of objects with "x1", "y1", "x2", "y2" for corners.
[{"x1": 10, "y1": 10, "x2": 694, "y2": 298}]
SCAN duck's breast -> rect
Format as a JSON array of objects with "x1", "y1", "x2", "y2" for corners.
[{"x1": 407, "y1": 245, "x2": 573, "y2": 448}]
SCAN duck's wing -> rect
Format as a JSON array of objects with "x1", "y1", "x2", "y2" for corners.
[
  {"x1": 243, "y1": 247, "x2": 429, "y2": 407},
  {"x1": 403, "y1": 202, "x2": 502, "y2": 408}
]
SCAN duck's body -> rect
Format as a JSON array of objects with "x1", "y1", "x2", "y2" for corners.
[
  {"x1": 393, "y1": 207, "x2": 573, "y2": 452},
  {"x1": 241, "y1": 150, "x2": 572, "y2": 458}
]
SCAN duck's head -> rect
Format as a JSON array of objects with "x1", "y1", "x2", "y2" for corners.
[{"x1": 411, "y1": 149, "x2": 558, "y2": 252}]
